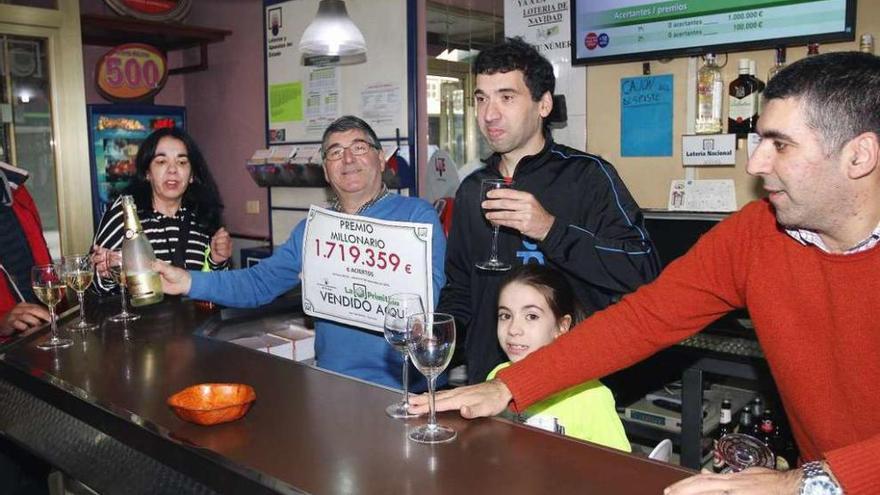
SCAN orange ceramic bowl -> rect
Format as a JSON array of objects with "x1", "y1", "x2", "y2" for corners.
[{"x1": 167, "y1": 383, "x2": 256, "y2": 426}]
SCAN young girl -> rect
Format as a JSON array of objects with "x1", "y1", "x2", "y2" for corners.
[{"x1": 487, "y1": 264, "x2": 631, "y2": 452}]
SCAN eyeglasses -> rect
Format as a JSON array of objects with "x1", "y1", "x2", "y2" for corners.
[{"x1": 322, "y1": 139, "x2": 378, "y2": 162}]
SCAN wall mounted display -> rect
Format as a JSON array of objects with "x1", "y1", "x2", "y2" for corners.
[
  {"x1": 86, "y1": 104, "x2": 185, "y2": 228},
  {"x1": 572, "y1": 0, "x2": 856, "y2": 65},
  {"x1": 96, "y1": 44, "x2": 169, "y2": 102}
]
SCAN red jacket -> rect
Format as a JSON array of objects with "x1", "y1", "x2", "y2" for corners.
[
  {"x1": 499, "y1": 200, "x2": 880, "y2": 494},
  {"x1": 0, "y1": 181, "x2": 52, "y2": 319}
]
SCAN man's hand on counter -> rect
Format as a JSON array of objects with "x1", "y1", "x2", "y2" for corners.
[
  {"x1": 1, "y1": 303, "x2": 50, "y2": 336},
  {"x1": 152, "y1": 261, "x2": 192, "y2": 295},
  {"x1": 409, "y1": 379, "x2": 513, "y2": 418},
  {"x1": 663, "y1": 466, "x2": 801, "y2": 495}
]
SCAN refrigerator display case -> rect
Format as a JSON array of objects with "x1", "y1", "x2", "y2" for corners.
[{"x1": 86, "y1": 104, "x2": 185, "y2": 229}]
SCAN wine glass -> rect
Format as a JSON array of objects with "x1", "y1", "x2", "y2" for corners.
[
  {"x1": 107, "y1": 252, "x2": 139, "y2": 323},
  {"x1": 476, "y1": 178, "x2": 515, "y2": 271},
  {"x1": 383, "y1": 293, "x2": 425, "y2": 419},
  {"x1": 407, "y1": 312, "x2": 456, "y2": 444},
  {"x1": 62, "y1": 254, "x2": 98, "y2": 331},
  {"x1": 31, "y1": 264, "x2": 73, "y2": 350}
]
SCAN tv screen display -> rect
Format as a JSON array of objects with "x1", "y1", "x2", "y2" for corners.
[{"x1": 571, "y1": 0, "x2": 857, "y2": 65}]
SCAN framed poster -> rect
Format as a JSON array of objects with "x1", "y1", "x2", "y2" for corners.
[{"x1": 86, "y1": 104, "x2": 185, "y2": 229}]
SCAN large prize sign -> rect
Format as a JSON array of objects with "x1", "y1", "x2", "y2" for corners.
[{"x1": 301, "y1": 206, "x2": 433, "y2": 333}]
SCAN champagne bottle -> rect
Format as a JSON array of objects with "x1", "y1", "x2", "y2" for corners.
[{"x1": 120, "y1": 195, "x2": 164, "y2": 307}]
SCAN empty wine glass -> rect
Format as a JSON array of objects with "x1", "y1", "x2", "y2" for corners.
[
  {"x1": 107, "y1": 251, "x2": 139, "y2": 323},
  {"x1": 407, "y1": 312, "x2": 456, "y2": 444},
  {"x1": 31, "y1": 264, "x2": 73, "y2": 350},
  {"x1": 476, "y1": 178, "x2": 515, "y2": 271},
  {"x1": 383, "y1": 293, "x2": 425, "y2": 419},
  {"x1": 62, "y1": 253, "x2": 97, "y2": 331}
]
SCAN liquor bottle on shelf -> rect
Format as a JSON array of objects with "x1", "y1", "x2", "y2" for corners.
[
  {"x1": 749, "y1": 60, "x2": 765, "y2": 116},
  {"x1": 860, "y1": 34, "x2": 874, "y2": 55},
  {"x1": 807, "y1": 43, "x2": 820, "y2": 57},
  {"x1": 728, "y1": 59, "x2": 759, "y2": 138},
  {"x1": 767, "y1": 47, "x2": 787, "y2": 81},
  {"x1": 737, "y1": 409, "x2": 754, "y2": 436},
  {"x1": 695, "y1": 53, "x2": 723, "y2": 134},
  {"x1": 713, "y1": 398, "x2": 734, "y2": 473},
  {"x1": 120, "y1": 195, "x2": 164, "y2": 307},
  {"x1": 758, "y1": 410, "x2": 777, "y2": 467},
  {"x1": 750, "y1": 396, "x2": 763, "y2": 418}
]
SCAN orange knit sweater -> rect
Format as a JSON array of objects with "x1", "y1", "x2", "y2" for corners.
[{"x1": 499, "y1": 200, "x2": 880, "y2": 494}]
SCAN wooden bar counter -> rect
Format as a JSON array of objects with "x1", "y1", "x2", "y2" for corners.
[{"x1": 0, "y1": 297, "x2": 692, "y2": 494}]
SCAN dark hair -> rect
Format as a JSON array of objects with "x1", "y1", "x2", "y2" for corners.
[
  {"x1": 473, "y1": 37, "x2": 555, "y2": 102},
  {"x1": 125, "y1": 126, "x2": 224, "y2": 234},
  {"x1": 764, "y1": 51, "x2": 880, "y2": 156},
  {"x1": 321, "y1": 115, "x2": 381, "y2": 158},
  {"x1": 499, "y1": 264, "x2": 585, "y2": 325}
]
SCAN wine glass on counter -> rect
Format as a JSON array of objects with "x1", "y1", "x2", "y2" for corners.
[
  {"x1": 476, "y1": 178, "x2": 515, "y2": 271},
  {"x1": 31, "y1": 264, "x2": 72, "y2": 350},
  {"x1": 62, "y1": 254, "x2": 97, "y2": 331},
  {"x1": 107, "y1": 252, "x2": 139, "y2": 323},
  {"x1": 407, "y1": 312, "x2": 456, "y2": 444},
  {"x1": 383, "y1": 293, "x2": 425, "y2": 419}
]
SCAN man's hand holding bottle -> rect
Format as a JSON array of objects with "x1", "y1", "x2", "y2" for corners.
[{"x1": 152, "y1": 261, "x2": 192, "y2": 295}]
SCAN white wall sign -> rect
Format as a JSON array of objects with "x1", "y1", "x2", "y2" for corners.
[{"x1": 681, "y1": 134, "x2": 737, "y2": 166}]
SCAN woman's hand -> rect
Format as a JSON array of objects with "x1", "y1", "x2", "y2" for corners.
[
  {"x1": 91, "y1": 245, "x2": 120, "y2": 279},
  {"x1": 210, "y1": 227, "x2": 232, "y2": 264}
]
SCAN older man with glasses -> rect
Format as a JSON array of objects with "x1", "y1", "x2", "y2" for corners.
[{"x1": 155, "y1": 115, "x2": 446, "y2": 389}]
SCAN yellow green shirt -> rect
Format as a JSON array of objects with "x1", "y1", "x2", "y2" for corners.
[{"x1": 488, "y1": 362, "x2": 631, "y2": 452}]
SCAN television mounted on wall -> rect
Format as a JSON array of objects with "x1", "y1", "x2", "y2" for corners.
[{"x1": 571, "y1": 0, "x2": 857, "y2": 66}]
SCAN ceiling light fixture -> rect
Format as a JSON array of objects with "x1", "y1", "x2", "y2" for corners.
[{"x1": 299, "y1": 0, "x2": 366, "y2": 57}]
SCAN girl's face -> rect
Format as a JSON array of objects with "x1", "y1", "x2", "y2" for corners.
[
  {"x1": 146, "y1": 136, "x2": 193, "y2": 205},
  {"x1": 497, "y1": 282, "x2": 571, "y2": 363}
]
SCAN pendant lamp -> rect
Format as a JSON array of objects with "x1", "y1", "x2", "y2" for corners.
[{"x1": 299, "y1": 0, "x2": 367, "y2": 57}]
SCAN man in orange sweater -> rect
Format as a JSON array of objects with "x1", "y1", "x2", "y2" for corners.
[{"x1": 416, "y1": 52, "x2": 880, "y2": 495}]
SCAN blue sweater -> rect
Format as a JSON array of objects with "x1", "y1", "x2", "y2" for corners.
[{"x1": 190, "y1": 194, "x2": 447, "y2": 389}]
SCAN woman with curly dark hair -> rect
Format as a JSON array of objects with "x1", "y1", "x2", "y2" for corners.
[{"x1": 91, "y1": 126, "x2": 231, "y2": 294}]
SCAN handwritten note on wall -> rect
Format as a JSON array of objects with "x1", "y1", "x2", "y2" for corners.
[{"x1": 620, "y1": 74, "x2": 673, "y2": 157}]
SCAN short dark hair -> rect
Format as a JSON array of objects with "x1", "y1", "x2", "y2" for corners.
[
  {"x1": 473, "y1": 37, "x2": 555, "y2": 101},
  {"x1": 498, "y1": 264, "x2": 585, "y2": 325},
  {"x1": 764, "y1": 51, "x2": 880, "y2": 156},
  {"x1": 127, "y1": 126, "x2": 223, "y2": 233},
  {"x1": 321, "y1": 115, "x2": 381, "y2": 158}
]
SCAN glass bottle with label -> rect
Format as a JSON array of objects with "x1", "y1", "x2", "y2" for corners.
[
  {"x1": 728, "y1": 59, "x2": 759, "y2": 138},
  {"x1": 749, "y1": 60, "x2": 765, "y2": 122},
  {"x1": 767, "y1": 47, "x2": 787, "y2": 81},
  {"x1": 860, "y1": 34, "x2": 874, "y2": 54},
  {"x1": 120, "y1": 195, "x2": 164, "y2": 307},
  {"x1": 695, "y1": 53, "x2": 723, "y2": 134},
  {"x1": 713, "y1": 398, "x2": 734, "y2": 473}
]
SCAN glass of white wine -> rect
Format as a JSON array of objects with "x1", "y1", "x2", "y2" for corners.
[
  {"x1": 62, "y1": 254, "x2": 97, "y2": 331},
  {"x1": 107, "y1": 252, "x2": 139, "y2": 323},
  {"x1": 407, "y1": 312, "x2": 457, "y2": 444},
  {"x1": 476, "y1": 178, "x2": 515, "y2": 271},
  {"x1": 31, "y1": 264, "x2": 73, "y2": 350}
]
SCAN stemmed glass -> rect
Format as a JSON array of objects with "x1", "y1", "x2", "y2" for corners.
[
  {"x1": 383, "y1": 293, "x2": 425, "y2": 419},
  {"x1": 107, "y1": 252, "x2": 139, "y2": 322},
  {"x1": 407, "y1": 312, "x2": 456, "y2": 443},
  {"x1": 31, "y1": 264, "x2": 73, "y2": 350},
  {"x1": 476, "y1": 178, "x2": 515, "y2": 271},
  {"x1": 62, "y1": 254, "x2": 97, "y2": 331}
]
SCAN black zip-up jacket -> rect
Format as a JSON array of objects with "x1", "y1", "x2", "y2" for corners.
[{"x1": 438, "y1": 138, "x2": 661, "y2": 384}]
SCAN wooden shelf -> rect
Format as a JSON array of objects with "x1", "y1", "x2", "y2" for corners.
[{"x1": 81, "y1": 14, "x2": 231, "y2": 74}]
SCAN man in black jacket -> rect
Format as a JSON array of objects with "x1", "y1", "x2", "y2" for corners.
[{"x1": 438, "y1": 38, "x2": 660, "y2": 384}]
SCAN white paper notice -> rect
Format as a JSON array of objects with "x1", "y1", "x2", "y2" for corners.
[
  {"x1": 301, "y1": 206, "x2": 433, "y2": 333},
  {"x1": 360, "y1": 83, "x2": 401, "y2": 126},
  {"x1": 306, "y1": 66, "x2": 340, "y2": 135},
  {"x1": 668, "y1": 179, "x2": 737, "y2": 212}
]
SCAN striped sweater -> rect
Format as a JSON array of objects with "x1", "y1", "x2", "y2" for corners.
[{"x1": 93, "y1": 196, "x2": 228, "y2": 294}]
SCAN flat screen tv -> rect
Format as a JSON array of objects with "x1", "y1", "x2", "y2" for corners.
[{"x1": 571, "y1": 0, "x2": 857, "y2": 65}]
